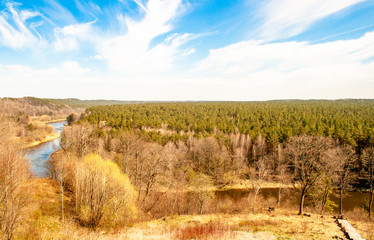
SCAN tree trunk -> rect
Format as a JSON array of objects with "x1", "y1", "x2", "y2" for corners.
[
  {"x1": 369, "y1": 188, "x2": 373, "y2": 219},
  {"x1": 135, "y1": 152, "x2": 139, "y2": 187},
  {"x1": 254, "y1": 183, "x2": 261, "y2": 202},
  {"x1": 339, "y1": 187, "x2": 343, "y2": 216},
  {"x1": 298, "y1": 191, "x2": 305, "y2": 215},
  {"x1": 277, "y1": 144, "x2": 282, "y2": 206},
  {"x1": 321, "y1": 185, "x2": 330, "y2": 214},
  {"x1": 61, "y1": 172, "x2": 64, "y2": 227}
]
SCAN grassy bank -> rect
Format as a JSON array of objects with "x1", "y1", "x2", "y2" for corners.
[
  {"x1": 219, "y1": 180, "x2": 293, "y2": 190},
  {"x1": 25, "y1": 132, "x2": 61, "y2": 148},
  {"x1": 15, "y1": 118, "x2": 65, "y2": 148},
  {"x1": 43, "y1": 118, "x2": 66, "y2": 124}
]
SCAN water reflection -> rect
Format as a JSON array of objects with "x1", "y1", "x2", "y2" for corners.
[
  {"x1": 25, "y1": 121, "x2": 66, "y2": 177},
  {"x1": 216, "y1": 188, "x2": 370, "y2": 213}
]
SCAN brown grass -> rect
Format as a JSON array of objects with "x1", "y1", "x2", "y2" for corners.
[
  {"x1": 15, "y1": 120, "x2": 60, "y2": 147},
  {"x1": 344, "y1": 208, "x2": 374, "y2": 240},
  {"x1": 174, "y1": 221, "x2": 230, "y2": 240}
]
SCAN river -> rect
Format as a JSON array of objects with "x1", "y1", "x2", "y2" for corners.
[
  {"x1": 216, "y1": 187, "x2": 370, "y2": 213},
  {"x1": 25, "y1": 121, "x2": 66, "y2": 177}
]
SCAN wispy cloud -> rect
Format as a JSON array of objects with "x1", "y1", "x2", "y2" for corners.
[
  {"x1": 0, "y1": 2, "x2": 42, "y2": 49},
  {"x1": 193, "y1": 31, "x2": 374, "y2": 99},
  {"x1": 53, "y1": 21, "x2": 96, "y2": 51},
  {"x1": 0, "y1": 0, "x2": 195, "y2": 72},
  {"x1": 99, "y1": 0, "x2": 195, "y2": 76},
  {"x1": 131, "y1": 0, "x2": 148, "y2": 13},
  {"x1": 74, "y1": 0, "x2": 102, "y2": 19},
  {"x1": 40, "y1": 0, "x2": 76, "y2": 26},
  {"x1": 258, "y1": 0, "x2": 367, "y2": 40},
  {"x1": 1, "y1": 32, "x2": 374, "y2": 100}
]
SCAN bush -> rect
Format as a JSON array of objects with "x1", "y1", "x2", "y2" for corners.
[{"x1": 74, "y1": 154, "x2": 137, "y2": 229}]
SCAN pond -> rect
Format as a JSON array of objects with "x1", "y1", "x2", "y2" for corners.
[{"x1": 25, "y1": 121, "x2": 66, "y2": 177}]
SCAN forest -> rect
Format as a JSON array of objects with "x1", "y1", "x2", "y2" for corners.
[{"x1": 82, "y1": 100, "x2": 374, "y2": 150}]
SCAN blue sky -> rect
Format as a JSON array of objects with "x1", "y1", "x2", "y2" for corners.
[{"x1": 0, "y1": 0, "x2": 373, "y2": 100}]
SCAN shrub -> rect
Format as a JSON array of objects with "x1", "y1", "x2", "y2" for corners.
[{"x1": 74, "y1": 154, "x2": 137, "y2": 229}]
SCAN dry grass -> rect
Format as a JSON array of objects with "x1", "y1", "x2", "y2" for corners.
[
  {"x1": 344, "y1": 208, "x2": 374, "y2": 240},
  {"x1": 174, "y1": 220, "x2": 231, "y2": 239},
  {"x1": 107, "y1": 209, "x2": 346, "y2": 240},
  {"x1": 15, "y1": 120, "x2": 60, "y2": 147},
  {"x1": 29, "y1": 116, "x2": 67, "y2": 123},
  {"x1": 25, "y1": 132, "x2": 61, "y2": 148},
  {"x1": 221, "y1": 179, "x2": 293, "y2": 190},
  {"x1": 16, "y1": 179, "x2": 74, "y2": 239}
]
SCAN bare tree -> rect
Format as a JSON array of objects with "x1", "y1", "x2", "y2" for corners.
[
  {"x1": 335, "y1": 145, "x2": 356, "y2": 216},
  {"x1": 284, "y1": 135, "x2": 334, "y2": 215},
  {"x1": 119, "y1": 134, "x2": 145, "y2": 178},
  {"x1": 275, "y1": 144, "x2": 287, "y2": 206},
  {"x1": 251, "y1": 134, "x2": 270, "y2": 201},
  {"x1": 189, "y1": 173, "x2": 215, "y2": 214},
  {"x1": 362, "y1": 147, "x2": 374, "y2": 219},
  {"x1": 60, "y1": 123, "x2": 94, "y2": 158},
  {"x1": 138, "y1": 143, "x2": 165, "y2": 208},
  {"x1": 0, "y1": 122, "x2": 30, "y2": 240},
  {"x1": 230, "y1": 133, "x2": 252, "y2": 174}
]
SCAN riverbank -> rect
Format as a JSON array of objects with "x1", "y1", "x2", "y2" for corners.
[
  {"x1": 219, "y1": 180, "x2": 293, "y2": 190},
  {"x1": 43, "y1": 118, "x2": 67, "y2": 124},
  {"x1": 24, "y1": 120, "x2": 66, "y2": 148},
  {"x1": 29, "y1": 115, "x2": 67, "y2": 123},
  {"x1": 25, "y1": 132, "x2": 61, "y2": 148}
]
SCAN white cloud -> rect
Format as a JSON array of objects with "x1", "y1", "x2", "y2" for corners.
[
  {"x1": 0, "y1": 3, "x2": 42, "y2": 49},
  {"x1": 0, "y1": 60, "x2": 89, "y2": 80},
  {"x1": 53, "y1": 21, "x2": 95, "y2": 51},
  {"x1": 192, "y1": 31, "x2": 374, "y2": 99},
  {"x1": 1, "y1": 0, "x2": 373, "y2": 101},
  {"x1": 0, "y1": 61, "x2": 97, "y2": 98},
  {"x1": 99, "y1": 0, "x2": 194, "y2": 77},
  {"x1": 258, "y1": 0, "x2": 366, "y2": 40},
  {"x1": 61, "y1": 61, "x2": 90, "y2": 75},
  {"x1": 2, "y1": 32, "x2": 373, "y2": 101},
  {"x1": 74, "y1": 0, "x2": 102, "y2": 18}
]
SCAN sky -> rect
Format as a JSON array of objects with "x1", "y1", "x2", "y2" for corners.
[{"x1": 0, "y1": 0, "x2": 373, "y2": 101}]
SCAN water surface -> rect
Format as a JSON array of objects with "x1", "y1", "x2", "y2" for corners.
[
  {"x1": 216, "y1": 188, "x2": 370, "y2": 213},
  {"x1": 26, "y1": 121, "x2": 66, "y2": 177}
]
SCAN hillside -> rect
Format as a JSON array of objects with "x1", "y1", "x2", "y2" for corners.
[{"x1": 44, "y1": 98, "x2": 146, "y2": 108}]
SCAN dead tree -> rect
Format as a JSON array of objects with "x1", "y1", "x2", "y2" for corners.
[
  {"x1": 0, "y1": 122, "x2": 30, "y2": 240},
  {"x1": 251, "y1": 134, "x2": 270, "y2": 201},
  {"x1": 335, "y1": 145, "x2": 356, "y2": 216},
  {"x1": 284, "y1": 135, "x2": 334, "y2": 215},
  {"x1": 362, "y1": 147, "x2": 374, "y2": 219}
]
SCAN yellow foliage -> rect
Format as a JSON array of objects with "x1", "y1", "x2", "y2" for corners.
[{"x1": 76, "y1": 154, "x2": 137, "y2": 229}]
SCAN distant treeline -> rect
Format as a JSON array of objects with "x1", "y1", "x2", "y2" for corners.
[
  {"x1": 0, "y1": 97, "x2": 82, "y2": 117},
  {"x1": 81, "y1": 100, "x2": 374, "y2": 151}
]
